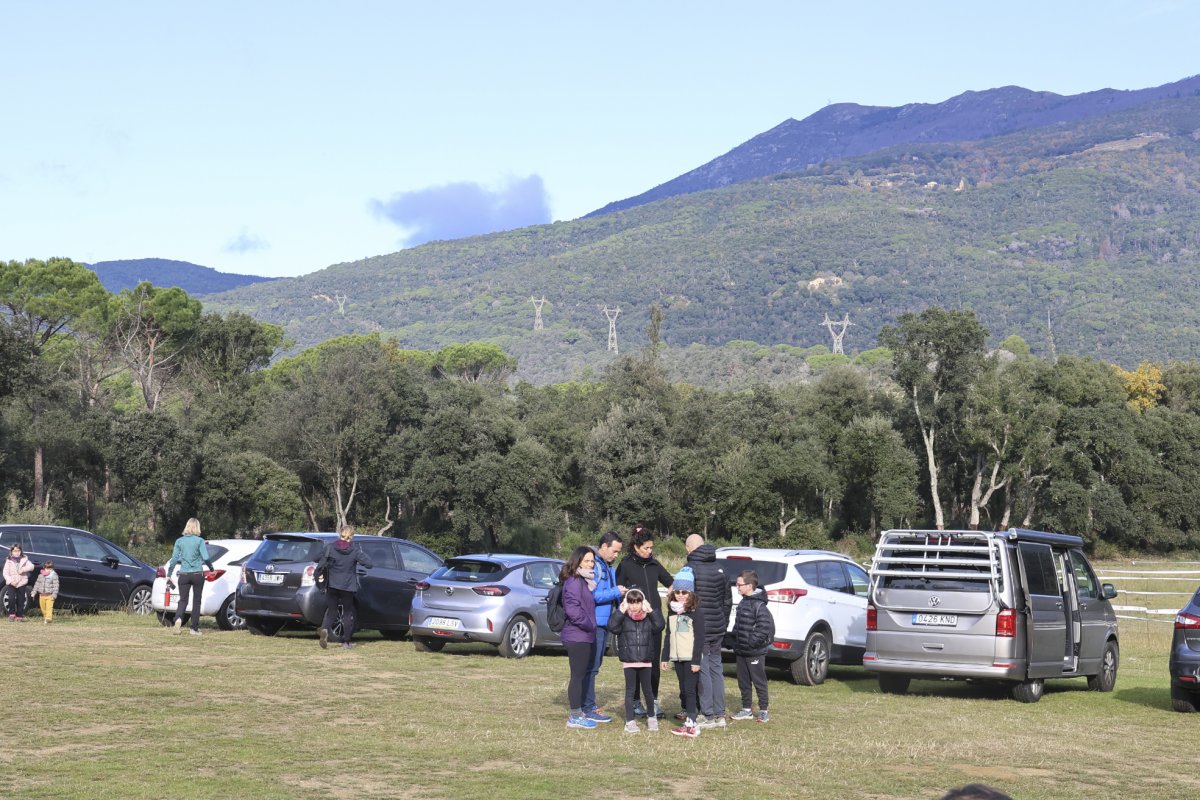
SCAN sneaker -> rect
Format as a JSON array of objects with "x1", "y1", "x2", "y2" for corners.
[
  {"x1": 632, "y1": 703, "x2": 648, "y2": 718},
  {"x1": 341, "y1": 642, "x2": 354, "y2": 649},
  {"x1": 188, "y1": 629, "x2": 202, "y2": 636},
  {"x1": 567, "y1": 715, "x2": 597, "y2": 730},
  {"x1": 712, "y1": 716, "x2": 727, "y2": 729},
  {"x1": 654, "y1": 704, "x2": 665, "y2": 719},
  {"x1": 731, "y1": 708, "x2": 755, "y2": 721},
  {"x1": 318, "y1": 628, "x2": 329, "y2": 649},
  {"x1": 7, "y1": 614, "x2": 15, "y2": 621},
  {"x1": 697, "y1": 716, "x2": 717, "y2": 729},
  {"x1": 757, "y1": 710, "x2": 769, "y2": 723},
  {"x1": 673, "y1": 711, "x2": 688, "y2": 722},
  {"x1": 623, "y1": 720, "x2": 639, "y2": 733},
  {"x1": 584, "y1": 709, "x2": 612, "y2": 723},
  {"x1": 647, "y1": 717, "x2": 659, "y2": 732},
  {"x1": 670, "y1": 724, "x2": 699, "y2": 738},
  {"x1": 14, "y1": 617, "x2": 24, "y2": 622},
  {"x1": 173, "y1": 618, "x2": 183, "y2": 635}
]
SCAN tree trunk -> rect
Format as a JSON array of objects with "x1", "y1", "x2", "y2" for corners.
[
  {"x1": 33, "y1": 444, "x2": 44, "y2": 510},
  {"x1": 913, "y1": 393, "x2": 945, "y2": 530}
]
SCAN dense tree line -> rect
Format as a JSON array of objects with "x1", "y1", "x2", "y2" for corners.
[{"x1": 3, "y1": 258, "x2": 1200, "y2": 557}]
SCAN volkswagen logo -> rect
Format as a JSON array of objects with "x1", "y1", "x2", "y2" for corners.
[{"x1": 928, "y1": 596, "x2": 941, "y2": 607}]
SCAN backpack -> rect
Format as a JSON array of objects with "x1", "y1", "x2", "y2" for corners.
[{"x1": 546, "y1": 581, "x2": 566, "y2": 633}]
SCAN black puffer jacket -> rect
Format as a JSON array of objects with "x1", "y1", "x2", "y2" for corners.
[
  {"x1": 732, "y1": 588, "x2": 775, "y2": 656},
  {"x1": 686, "y1": 543, "x2": 732, "y2": 642},
  {"x1": 607, "y1": 607, "x2": 665, "y2": 663},
  {"x1": 615, "y1": 551, "x2": 673, "y2": 606}
]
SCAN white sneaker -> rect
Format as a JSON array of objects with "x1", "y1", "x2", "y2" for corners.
[
  {"x1": 173, "y1": 618, "x2": 183, "y2": 635},
  {"x1": 623, "y1": 720, "x2": 639, "y2": 733},
  {"x1": 731, "y1": 708, "x2": 755, "y2": 721}
]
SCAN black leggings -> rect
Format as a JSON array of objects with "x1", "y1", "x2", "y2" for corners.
[
  {"x1": 623, "y1": 667, "x2": 653, "y2": 722},
  {"x1": 177, "y1": 571, "x2": 204, "y2": 631},
  {"x1": 631, "y1": 631, "x2": 663, "y2": 708},
  {"x1": 673, "y1": 661, "x2": 699, "y2": 722},
  {"x1": 322, "y1": 587, "x2": 357, "y2": 643},
  {"x1": 565, "y1": 642, "x2": 592, "y2": 711},
  {"x1": 4, "y1": 585, "x2": 28, "y2": 617}
]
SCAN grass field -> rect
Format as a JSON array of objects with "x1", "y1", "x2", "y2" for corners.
[{"x1": 4, "y1": 571, "x2": 1194, "y2": 800}]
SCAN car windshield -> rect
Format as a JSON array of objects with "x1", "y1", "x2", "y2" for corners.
[
  {"x1": 257, "y1": 538, "x2": 325, "y2": 563},
  {"x1": 433, "y1": 559, "x2": 505, "y2": 582}
]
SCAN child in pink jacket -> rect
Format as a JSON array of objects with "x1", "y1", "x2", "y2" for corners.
[{"x1": 3, "y1": 544, "x2": 35, "y2": 621}]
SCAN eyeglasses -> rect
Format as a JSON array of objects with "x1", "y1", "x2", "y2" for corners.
[{"x1": 735, "y1": 581, "x2": 747, "y2": 587}]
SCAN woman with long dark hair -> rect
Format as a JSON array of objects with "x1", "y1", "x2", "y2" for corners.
[{"x1": 559, "y1": 545, "x2": 598, "y2": 729}]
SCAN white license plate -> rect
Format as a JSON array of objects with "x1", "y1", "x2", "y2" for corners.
[
  {"x1": 912, "y1": 613, "x2": 958, "y2": 627},
  {"x1": 428, "y1": 616, "x2": 460, "y2": 630},
  {"x1": 256, "y1": 573, "x2": 284, "y2": 585}
]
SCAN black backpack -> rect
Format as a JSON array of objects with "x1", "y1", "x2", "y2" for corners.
[{"x1": 546, "y1": 581, "x2": 566, "y2": 633}]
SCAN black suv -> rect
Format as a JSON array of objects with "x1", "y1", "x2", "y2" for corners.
[
  {"x1": 236, "y1": 532, "x2": 443, "y2": 637},
  {"x1": 0, "y1": 524, "x2": 157, "y2": 615}
]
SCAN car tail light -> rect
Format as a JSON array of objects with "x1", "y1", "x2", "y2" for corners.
[
  {"x1": 301, "y1": 564, "x2": 317, "y2": 587},
  {"x1": 408, "y1": 612, "x2": 412, "y2": 626},
  {"x1": 766, "y1": 588, "x2": 806, "y2": 604},
  {"x1": 472, "y1": 585, "x2": 510, "y2": 597},
  {"x1": 1175, "y1": 612, "x2": 1200, "y2": 629},
  {"x1": 771, "y1": 641, "x2": 792, "y2": 650},
  {"x1": 155, "y1": 567, "x2": 167, "y2": 579},
  {"x1": 867, "y1": 604, "x2": 877, "y2": 631},
  {"x1": 996, "y1": 607, "x2": 1016, "y2": 638},
  {"x1": 415, "y1": 581, "x2": 430, "y2": 591},
  {"x1": 724, "y1": 555, "x2": 751, "y2": 560},
  {"x1": 242, "y1": 565, "x2": 249, "y2": 583},
  {"x1": 204, "y1": 570, "x2": 226, "y2": 582}
]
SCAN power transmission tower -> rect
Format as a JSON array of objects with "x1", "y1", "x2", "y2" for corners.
[
  {"x1": 530, "y1": 295, "x2": 547, "y2": 330},
  {"x1": 602, "y1": 306, "x2": 621, "y2": 353},
  {"x1": 820, "y1": 313, "x2": 853, "y2": 355},
  {"x1": 334, "y1": 293, "x2": 348, "y2": 315}
]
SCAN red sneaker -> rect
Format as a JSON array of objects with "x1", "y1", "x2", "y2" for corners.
[{"x1": 670, "y1": 724, "x2": 699, "y2": 738}]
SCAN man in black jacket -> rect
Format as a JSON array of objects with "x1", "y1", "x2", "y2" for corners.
[
  {"x1": 615, "y1": 525, "x2": 674, "y2": 717},
  {"x1": 684, "y1": 533, "x2": 732, "y2": 728},
  {"x1": 730, "y1": 570, "x2": 774, "y2": 723}
]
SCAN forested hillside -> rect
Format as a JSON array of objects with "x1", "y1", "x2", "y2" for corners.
[
  {"x1": 90, "y1": 258, "x2": 274, "y2": 296},
  {"x1": 207, "y1": 93, "x2": 1200, "y2": 383}
]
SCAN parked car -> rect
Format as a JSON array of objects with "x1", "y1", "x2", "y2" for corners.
[
  {"x1": 717, "y1": 547, "x2": 870, "y2": 685},
  {"x1": 1170, "y1": 587, "x2": 1200, "y2": 712},
  {"x1": 151, "y1": 539, "x2": 260, "y2": 630},
  {"x1": 409, "y1": 554, "x2": 565, "y2": 658},
  {"x1": 865, "y1": 528, "x2": 1119, "y2": 702},
  {"x1": 0, "y1": 524, "x2": 157, "y2": 615},
  {"x1": 235, "y1": 532, "x2": 443, "y2": 638}
]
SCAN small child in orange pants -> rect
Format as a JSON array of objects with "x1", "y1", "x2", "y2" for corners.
[{"x1": 33, "y1": 560, "x2": 59, "y2": 623}]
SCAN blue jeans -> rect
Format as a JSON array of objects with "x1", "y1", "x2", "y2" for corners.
[{"x1": 582, "y1": 627, "x2": 608, "y2": 712}]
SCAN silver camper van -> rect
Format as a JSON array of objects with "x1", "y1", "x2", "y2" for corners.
[{"x1": 864, "y1": 528, "x2": 1119, "y2": 702}]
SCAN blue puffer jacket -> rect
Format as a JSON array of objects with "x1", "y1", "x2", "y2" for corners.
[{"x1": 591, "y1": 550, "x2": 622, "y2": 626}]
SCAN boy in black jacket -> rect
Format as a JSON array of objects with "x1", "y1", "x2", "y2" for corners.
[{"x1": 730, "y1": 570, "x2": 774, "y2": 723}]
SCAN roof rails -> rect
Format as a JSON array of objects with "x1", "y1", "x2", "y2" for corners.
[{"x1": 870, "y1": 530, "x2": 1002, "y2": 582}]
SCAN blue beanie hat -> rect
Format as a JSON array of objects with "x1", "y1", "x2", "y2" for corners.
[{"x1": 672, "y1": 566, "x2": 695, "y2": 593}]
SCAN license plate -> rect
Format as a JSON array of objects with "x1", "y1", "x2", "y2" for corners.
[
  {"x1": 913, "y1": 613, "x2": 958, "y2": 627},
  {"x1": 428, "y1": 616, "x2": 460, "y2": 630},
  {"x1": 256, "y1": 572, "x2": 284, "y2": 585}
]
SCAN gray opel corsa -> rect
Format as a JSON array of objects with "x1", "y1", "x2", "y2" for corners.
[{"x1": 865, "y1": 528, "x2": 1119, "y2": 702}]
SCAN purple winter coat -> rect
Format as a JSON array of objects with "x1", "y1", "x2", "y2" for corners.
[{"x1": 560, "y1": 575, "x2": 597, "y2": 645}]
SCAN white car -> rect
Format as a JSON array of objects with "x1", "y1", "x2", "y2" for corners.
[
  {"x1": 717, "y1": 547, "x2": 870, "y2": 685},
  {"x1": 152, "y1": 539, "x2": 261, "y2": 631}
]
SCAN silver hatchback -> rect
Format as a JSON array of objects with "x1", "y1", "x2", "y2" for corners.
[
  {"x1": 865, "y1": 528, "x2": 1119, "y2": 702},
  {"x1": 409, "y1": 554, "x2": 565, "y2": 658}
]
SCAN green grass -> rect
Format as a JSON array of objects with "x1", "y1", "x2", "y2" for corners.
[{"x1": 5, "y1": 595, "x2": 1192, "y2": 800}]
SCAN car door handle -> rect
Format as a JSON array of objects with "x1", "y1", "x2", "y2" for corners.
[
  {"x1": 539, "y1": 598, "x2": 548, "y2": 604},
  {"x1": 1055, "y1": 601, "x2": 1063, "y2": 609},
  {"x1": 1079, "y1": 603, "x2": 1089, "y2": 611}
]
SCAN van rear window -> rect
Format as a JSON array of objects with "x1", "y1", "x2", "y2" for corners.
[{"x1": 875, "y1": 534, "x2": 998, "y2": 593}]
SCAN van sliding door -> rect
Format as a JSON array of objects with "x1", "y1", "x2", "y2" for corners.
[{"x1": 1017, "y1": 542, "x2": 1070, "y2": 679}]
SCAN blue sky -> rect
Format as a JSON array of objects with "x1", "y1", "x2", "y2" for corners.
[{"x1": 3, "y1": 1, "x2": 1197, "y2": 279}]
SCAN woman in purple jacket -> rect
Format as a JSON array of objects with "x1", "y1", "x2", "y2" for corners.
[{"x1": 560, "y1": 546, "x2": 598, "y2": 730}]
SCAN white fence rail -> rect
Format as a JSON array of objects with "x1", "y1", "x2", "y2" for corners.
[{"x1": 1097, "y1": 564, "x2": 1200, "y2": 624}]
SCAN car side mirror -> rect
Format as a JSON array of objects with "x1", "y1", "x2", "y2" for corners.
[
  {"x1": 104, "y1": 555, "x2": 119, "y2": 569},
  {"x1": 1101, "y1": 583, "x2": 1117, "y2": 600}
]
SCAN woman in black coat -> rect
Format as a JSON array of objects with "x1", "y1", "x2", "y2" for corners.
[{"x1": 315, "y1": 526, "x2": 373, "y2": 649}]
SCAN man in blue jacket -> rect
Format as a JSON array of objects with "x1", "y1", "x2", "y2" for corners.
[{"x1": 581, "y1": 531, "x2": 625, "y2": 722}]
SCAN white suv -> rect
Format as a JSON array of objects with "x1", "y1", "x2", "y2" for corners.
[{"x1": 717, "y1": 547, "x2": 870, "y2": 685}]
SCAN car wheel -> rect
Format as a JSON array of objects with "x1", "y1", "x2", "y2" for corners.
[
  {"x1": 128, "y1": 585, "x2": 154, "y2": 616},
  {"x1": 1087, "y1": 640, "x2": 1119, "y2": 692},
  {"x1": 413, "y1": 635, "x2": 446, "y2": 653},
  {"x1": 245, "y1": 618, "x2": 284, "y2": 636},
  {"x1": 216, "y1": 595, "x2": 245, "y2": 631},
  {"x1": 878, "y1": 673, "x2": 911, "y2": 695},
  {"x1": 1171, "y1": 686, "x2": 1200, "y2": 713},
  {"x1": 1011, "y1": 678, "x2": 1045, "y2": 703},
  {"x1": 378, "y1": 628, "x2": 407, "y2": 641},
  {"x1": 156, "y1": 611, "x2": 176, "y2": 627},
  {"x1": 791, "y1": 629, "x2": 831, "y2": 686},
  {"x1": 499, "y1": 616, "x2": 534, "y2": 659}
]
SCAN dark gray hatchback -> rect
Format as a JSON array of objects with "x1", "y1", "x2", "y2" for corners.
[
  {"x1": 235, "y1": 532, "x2": 443, "y2": 637},
  {"x1": 1170, "y1": 587, "x2": 1200, "y2": 711}
]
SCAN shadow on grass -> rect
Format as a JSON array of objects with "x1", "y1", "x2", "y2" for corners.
[{"x1": 1114, "y1": 686, "x2": 1174, "y2": 711}]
